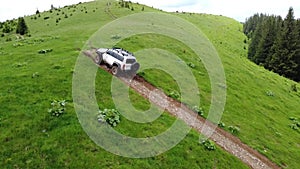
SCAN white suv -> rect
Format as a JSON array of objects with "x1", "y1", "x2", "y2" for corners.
[{"x1": 95, "y1": 48, "x2": 140, "y2": 76}]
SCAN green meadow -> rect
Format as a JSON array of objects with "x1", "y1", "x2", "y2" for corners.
[{"x1": 0, "y1": 0, "x2": 299, "y2": 168}]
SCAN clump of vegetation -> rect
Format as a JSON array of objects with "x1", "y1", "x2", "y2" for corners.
[
  {"x1": 52, "y1": 65, "x2": 63, "y2": 70},
  {"x1": 38, "y1": 49, "x2": 53, "y2": 54},
  {"x1": 48, "y1": 100, "x2": 67, "y2": 117},
  {"x1": 192, "y1": 106, "x2": 204, "y2": 117},
  {"x1": 187, "y1": 62, "x2": 195, "y2": 68},
  {"x1": 2, "y1": 24, "x2": 13, "y2": 33},
  {"x1": 32, "y1": 72, "x2": 39, "y2": 78},
  {"x1": 97, "y1": 109, "x2": 121, "y2": 127},
  {"x1": 200, "y1": 139, "x2": 216, "y2": 151},
  {"x1": 291, "y1": 84, "x2": 297, "y2": 92},
  {"x1": 168, "y1": 90, "x2": 180, "y2": 100},
  {"x1": 111, "y1": 35, "x2": 121, "y2": 40},
  {"x1": 289, "y1": 117, "x2": 300, "y2": 132},
  {"x1": 228, "y1": 126, "x2": 240, "y2": 135},
  {"x1": 138, "y1": 71, "x2": 145, "y2": 76},
  {"x1": 6, "y1": 37, "x2": 12, "y2": 42},
  {"x1": 218, "y1": 122, "x2": 226, "y2": 128},
  {"x1": 266, "y1": 90, "x2": 275, "y2": 97},
  {"x1": 13, "y1": 62, "x2": 27, "y2": 68},
  {"x1": 13, "y1": 43, "x2": 24, "y2": 47}
]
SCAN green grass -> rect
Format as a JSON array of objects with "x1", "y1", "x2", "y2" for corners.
[
  {"x1": 0, "y1": 0, "x2": 299, "y2": 168},
  {"x1": 0, "y1": 1, "x2": 248, "y2": 168}
]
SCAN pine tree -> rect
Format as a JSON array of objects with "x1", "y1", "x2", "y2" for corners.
[
  {"x1": 264, "y1": 16, "x2": 282, "y2": 69},
  {"x1": 293, "y1": 19, "x2": 300, "y2": 81},
  {"x1": 16, "y1": 17, "x2": 28, "y2": 35},
  {"x1": 248, "y1": 20, "x2": 263, "y2": 62},
  {"x1": 243, "y1": 13, "x2": 260, "y2": 38}
]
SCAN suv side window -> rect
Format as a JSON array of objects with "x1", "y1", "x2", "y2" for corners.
[{"x1": 107, "y1": 51, "x2": 124, "y2": 62}]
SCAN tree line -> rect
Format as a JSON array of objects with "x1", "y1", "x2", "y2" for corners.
[
  {"x1": 1, "y1": 17, "x2": 28, "y2": 36},
  {"x1": 244, "y1": 7, "x2": 300, "y2": 82}
]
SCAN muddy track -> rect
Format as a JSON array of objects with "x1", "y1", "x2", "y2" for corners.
[{"x1": 83, "y1": 50, "x2": 280, "y2": 169}]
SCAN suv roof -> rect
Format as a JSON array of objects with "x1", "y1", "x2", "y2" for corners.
[{"x1": 109, "y1": 48, "x2": 136, "y2": 60}]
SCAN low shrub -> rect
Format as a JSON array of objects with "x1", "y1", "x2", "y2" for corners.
[
  {"x1": 289, "y1": 117, "x2": 300, "y2": 132},
  {"x1": 266, "y1": 90, "x2": 274, "y2": 97},
  {"x1": 291, "y1": 84, "x2": 297, "y2": 92},
  {"x1": 38, "y1": 49, "x2": 53, "y2": 54},
  {"x1": 192, "y1": 106, "x2": 204, "y2": 117},
  {"x1": 13, "y1": 62, "x2": 27, "y2": 68},
  {"x1": 168, "y1": 90, "x2": 180, "y2": 100},
  {"x1": 218, "y1": 122, "x2": 226, "y2": 128},
  {"x1": 111, "y1": 35, "x2": 121, "y2": 40},
  {"x1": 48, "y1": 100, "x2": 67, "y2": 117},
  {"x1": 32, "y1": 72, "x2": 39, "y2": 78},
  {"x1": 201, "y1": 139, "x2": 216, "y2": 151},
  {"x1": 6, "y1": 37, "x2": 12, "y2": 42},
  {"x1": 228, "y1": 126, "x2": 240, "y2": 135},
  {"x1": 52, "y1": 65, "x2": 63, "y2": 70},
  {"x1": 13, "y1": 43, "x2": 24, "y2": 47},
  {"x1": 187, "y1": 62, "x2": 195, "y2": 68},
  {"x1": 97, "y1": 109, "x2": 121, "y2": 127}
]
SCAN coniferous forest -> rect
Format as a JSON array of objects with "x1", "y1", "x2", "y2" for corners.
[{"x1": 244, "y1": 7, "x2": 300, "y2": 82}]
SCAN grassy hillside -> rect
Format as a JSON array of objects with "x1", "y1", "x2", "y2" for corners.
[
  {"x1": 0, "y1": 0, "x2": 299, "y2": 168},
  {"x1": 117, "y1": 13, "x2": 300, "y2": 168},
  {"x1": 0, "y1": 1, "x2": 247, "y2": 168}
]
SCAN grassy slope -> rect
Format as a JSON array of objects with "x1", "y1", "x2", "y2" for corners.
[
  {"x1": 179, "y1": 14, "x2": 300, "y2": 168},
  {"x1": 0, "y1": 0, "x2": 299, "y2": 168},
  {"x1": 0, "y1": 1, "x2": 248, "y2": 169},
  {"x1": 117, "y1": 10, "x2": 300, "y2": 169}
]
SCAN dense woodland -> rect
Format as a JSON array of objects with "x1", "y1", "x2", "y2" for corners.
[{"x1": 244, "y1": 7, "x2": 300, "y2": 82}]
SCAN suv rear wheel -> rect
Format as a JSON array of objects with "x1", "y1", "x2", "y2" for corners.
[{"x1": 111, "y1": 66, "x2": 119, "y2": 75}]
